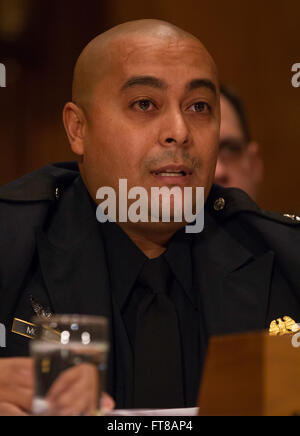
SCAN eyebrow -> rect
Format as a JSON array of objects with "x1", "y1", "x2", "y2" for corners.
[
  {"x1": 186, "y1": 79, "x2": 217, "y2": 95},
  {"x1": 121, "y1": 76, "x2": 167, "y2": 91},
  {"x1": 120, "y1": 75, "x2": 217, "y2": 95}
]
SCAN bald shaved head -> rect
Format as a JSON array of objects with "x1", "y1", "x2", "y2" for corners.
[
  {"x1": 64, "y1": 18, "x2": 220, "y2": 241},
  {"x1": 72, "y1": 19, "x2": 217, "y2": 112}
]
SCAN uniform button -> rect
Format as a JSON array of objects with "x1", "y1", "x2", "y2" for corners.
[{"x1": 214, "y1": 197, "x2": 226, "y2": 211}]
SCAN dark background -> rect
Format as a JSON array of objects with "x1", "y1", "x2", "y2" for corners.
[{"x1": 0, "y1": 0, "x2": 299, "y2": 212}]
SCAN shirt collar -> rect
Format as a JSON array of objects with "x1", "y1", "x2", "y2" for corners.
[{"x1": 101, "y1": 222, "x2": 194, "y2": 310}]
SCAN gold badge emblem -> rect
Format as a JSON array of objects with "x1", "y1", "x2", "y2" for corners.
[{"x1": 269, "y1": 316, "x2": 300, "y2": 336}]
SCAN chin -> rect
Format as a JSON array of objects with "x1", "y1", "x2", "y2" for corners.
[{"x1": 122, "y1": 220, "x2": 187, "y2": 236}]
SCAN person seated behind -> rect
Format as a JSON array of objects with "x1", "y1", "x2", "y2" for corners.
[
  {"x1": 0, "y1": 19, "x2": 299, "y2": 416},
  {"x1": 215, "y1": 86, "x2": 263, "y2": 200}
]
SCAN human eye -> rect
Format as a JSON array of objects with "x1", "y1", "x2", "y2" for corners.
[
  {"x1": 131, "y1": 99, "x2": 156, "y2": 112},
  {"x1": 188, "y1": 101, "x2": 211, "y2": 113},
  {"x1": 220, "y1": 139, "x2": 245, "y2": 154},
  {"x1": 219, "y1": 139, "x2": 246, "y2": 162}
]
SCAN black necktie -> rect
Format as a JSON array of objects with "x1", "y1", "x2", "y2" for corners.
[{"x1": 134, "y1": 256, "x2": 184, "y2": 408}]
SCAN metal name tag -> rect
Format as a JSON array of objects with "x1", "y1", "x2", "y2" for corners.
[{"x1": 12, "y1": 318, "x2": 37, "y2": 339}]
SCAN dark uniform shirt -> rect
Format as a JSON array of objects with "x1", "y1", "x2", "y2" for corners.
[
  {"x1": 101, "y1": 221, "x2": 207, "y2": 407},
  {"x1": 1, "y1": 162, "x2": 300, "y2": 409}
]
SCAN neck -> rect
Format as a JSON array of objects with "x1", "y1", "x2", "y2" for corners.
[{"x1": 117, "y1": 223, "x2": 181, "y2": 259}]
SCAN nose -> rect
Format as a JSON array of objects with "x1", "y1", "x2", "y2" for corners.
[
  {"x1": 214, "y1": 158, "x2": 230, "y2": 186},
  {"x1": 158, "y1": 107, "x2": 191, "y2": 148}
]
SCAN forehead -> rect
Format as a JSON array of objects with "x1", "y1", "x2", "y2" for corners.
[
  {"x1": 105, "y1": 35, "x2": 217, "y2": 85},
  {"x1": 220, "y1": 95, "x2": 243, "y2": 136}
]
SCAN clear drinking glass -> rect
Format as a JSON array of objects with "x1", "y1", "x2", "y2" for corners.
[{"x1": 30, "y1": 314, "x2": 109, "y2": 416}]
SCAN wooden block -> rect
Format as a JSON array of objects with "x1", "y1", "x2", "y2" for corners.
[{"x1": 198, "y1": 331, "x2": 300, "y2": 416}]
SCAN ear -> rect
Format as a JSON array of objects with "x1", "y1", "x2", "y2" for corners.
[
  {"x1": 63, "y1": 102, "x2": 86, "y2": 156},
  {"x1": 247, "y1": 141, "x2": 264, "y2": 184}
]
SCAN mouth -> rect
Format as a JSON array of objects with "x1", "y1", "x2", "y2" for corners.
[{"x1": 150, "y1": 165, "x2": 193, "y2": 185}]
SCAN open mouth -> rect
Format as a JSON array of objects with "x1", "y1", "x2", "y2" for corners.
[
  {"x1": 153, "y1": 170, "x2": 187, "y2": 177},
  {"x1": 151, "y1": 165, "x2": 193, "y2": 178}
]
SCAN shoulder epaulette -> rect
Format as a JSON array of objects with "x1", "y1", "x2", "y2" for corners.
[
  {"x1": 260, "y1": 210, "x2": 300, "y2": 226},
  {"x1": 207, "y1": 184, "x2": 300, "y2": 226},
  {"x1": 0, "y1": 161, "x2": 79, "y2": 202}
]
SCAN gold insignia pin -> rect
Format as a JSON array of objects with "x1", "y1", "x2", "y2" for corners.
[{"x1": 269, "y1": 316, "x2": 300, "y2": 336}]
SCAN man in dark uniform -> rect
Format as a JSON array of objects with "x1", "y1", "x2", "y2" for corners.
[{"x1": 0, "y1": 19, "x2": 300, "y2": 416}]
